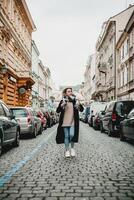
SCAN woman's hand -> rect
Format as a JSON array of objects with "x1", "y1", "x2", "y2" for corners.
[{"x1": 61, "y1": 101, "x2": 67, "y2": 108}]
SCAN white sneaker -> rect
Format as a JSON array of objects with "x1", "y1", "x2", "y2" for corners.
[
  {"x1": 65, "y1": 150, "x2": 70, "y2": 158},
  {"x1": 70, "y1": 148, "x2": 76, "y2": 157}
]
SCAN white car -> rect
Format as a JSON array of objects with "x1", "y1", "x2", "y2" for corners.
[{"x1": 88, "y1": 102, "x2": 107, "y2": 127}]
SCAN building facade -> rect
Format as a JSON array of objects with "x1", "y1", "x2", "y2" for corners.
[
  {"x1": 83, "y1": 54, "x2": 96, "y2": 103},
  {"x1": 116, "y1": 11, "x2": 134, "y2": 100},
  {"x1": 95, "y1": 5, "x2": 134, "y2": 101},
  {"x1": 96, "y1": 20, "x2": 116, "y2": 101},
  {"x1": 31, "y1": 40, "x2": 40, "y2": 109},
  {"x1": 0, "y1": 0, "x2": 36, "y2": 106},
  {"x1": 31, "y1": 41, "x2": 54, "y2": 110}
]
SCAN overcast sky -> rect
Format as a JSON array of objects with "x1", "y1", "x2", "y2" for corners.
[{"x1": 26, "y1": 0, "x2": 134, "y2": 88}]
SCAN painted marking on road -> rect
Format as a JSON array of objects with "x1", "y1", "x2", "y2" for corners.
[{"x1": 0, "y1": 129, "x2": 56, "y2": 187}]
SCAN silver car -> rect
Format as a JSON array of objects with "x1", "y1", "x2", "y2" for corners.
[{"x1": 10, "y1": 107, "x2": 42, "y2": 138}]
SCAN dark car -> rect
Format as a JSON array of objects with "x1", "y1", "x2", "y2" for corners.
[
  {"x1": 101, "y1": 100, "x2": 134, "y2": 136},
  {"x1": 93, "y1": 110, "x2": 105, "y2": 130},
  {"x1": 0, "y1": 101, "x2": 20, "y2": 155},
  {"x1": 44, "y1": 111, "x2": 53, "y2": 128},
  {"x1": 120, "y1": 108, "x2": 134, "y2": 141},
  {"x1": 83, "y1": 106, "x2": 90, "y2": 123}
]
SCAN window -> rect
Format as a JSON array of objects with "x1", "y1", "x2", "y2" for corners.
[
  {"x1": 124, "y1": 66, "x2": 127, "y2": 85},
  {"x1": 2, "y1": 103, "x2": 10, "y2": 117},
  {"x1": 117, "y1": 102, "x2": 134, "y2": 116},
  {"x1": 130, "y1": 61, "x2": 134, "y2": 81},
  {"x1": 122, "y1": 45, "x2": 124, "y2": 59},
  {"x1": 116, "y1": 102, "x2": 124, "y2": 116},
  {"x1": 11, "y1": 109, "x2": 27, "y2": 117},
  {"x1": 122, "y1": 70, "x2": 124, "y2": 86},
  {"x1": 0, "y1": 103, "x2": 5, "y2": 116},
  {"x1": 106, "y1": 102, "x2": 115, "y2": 112},
  {"x1": 128, "y1": 109, "x2": 134, "y2": 118},
  {"x1": 126, "y1": 39, "x2": 129, "y2": 55}
]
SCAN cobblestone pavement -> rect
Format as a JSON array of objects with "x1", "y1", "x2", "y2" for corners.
[{"x1": 0, "y1": 122, "x2": 134, "y2": 200}]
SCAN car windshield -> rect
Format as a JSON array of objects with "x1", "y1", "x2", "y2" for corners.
[
  {"x1": 85, "y1": 107, "x2": 90, "y2": 115},
  {"x1": 116, "y1": 101, "x2": 134, "y2": 116},
  {"x1": 11, "y1": 109, "x2": 27, "y2": 117},
  {"x1": 91, "y1": 103, "x2": 106, "y2": 115}
]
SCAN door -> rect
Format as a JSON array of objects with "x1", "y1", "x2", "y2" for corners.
[
  {"x1": 103, "y1": 102, "x2": 115, "y2": 131},
  {"x1": 0, "y1": 102, "x2": 11, "y2": 141},
  {"x1": 126, "y1": 110, "x2": 134, "y2": 139},
  {"x1": 2, "y1": 103, "x2": 16, "y2": 140}
]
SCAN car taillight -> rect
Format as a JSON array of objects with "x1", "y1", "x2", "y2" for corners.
[
  {"x1": 112, "y1": 113, "x2": 117, "y2": 121},
  {"x1": 96, "y1": 117, "x2": 100, "y2": 122},
  {"x1": 27, "y1": 116, "x2": 31, "y2": 124},
  {"x1": 17, "y1": 119, "x2": 20, "y2": 124}
]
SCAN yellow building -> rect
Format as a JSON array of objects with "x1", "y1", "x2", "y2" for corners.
[{"x1": 0, "y1": 0, "x2": 36, "y2": 106}]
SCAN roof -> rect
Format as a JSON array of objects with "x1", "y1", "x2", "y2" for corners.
[
  {"x1": 96, "y1": 5, "x2": 134, "y2": 50},
  {"x1": 116, "y1": 11, "x2": 134, "y2": 48},
  {"x1": 17, "y1": 0, "x2": 36, "y2": 31}
]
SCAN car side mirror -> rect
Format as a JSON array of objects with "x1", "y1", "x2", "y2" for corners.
[{"x1": 124, "y1": 114, "x2": 128, "y2": 119}]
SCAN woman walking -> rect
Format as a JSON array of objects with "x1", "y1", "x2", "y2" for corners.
[{"x1": 56, "y1": 87, "x2": 84, "y2": 158}]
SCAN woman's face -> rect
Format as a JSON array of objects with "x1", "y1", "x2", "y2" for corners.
[{"x1": 65, "y1": 88, "x2": 73, "y2": 97}]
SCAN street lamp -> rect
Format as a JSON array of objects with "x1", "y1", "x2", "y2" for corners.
[{"x1": 0, "y1": 64, "x2": 8, "y2": 75}]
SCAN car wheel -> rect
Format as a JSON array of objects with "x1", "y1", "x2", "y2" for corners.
[
  {"x1": 100, "y1": 122, "x2": 104, "y2": 133},
  {"x1": 0, "y1": 137, "x2": 2, "y2": 156},
  {"x1": 39, "y1": 125, "x2": 43, "y2": 134},
  {"x1": 13, "y1": 129, "x2": 20, "y2": 147},
  {"x1": 120, "y1": 127, "x2": 126, "y2": 141},
  {"x1": 93, "y1": 124, "x2": 97, "y2": 130},
  {"x1": 33, "y1": 126, "x2": 37, "y2": 138},
  {"x1": 108, "y1": 123, "x2": 113, "y2": 137}
]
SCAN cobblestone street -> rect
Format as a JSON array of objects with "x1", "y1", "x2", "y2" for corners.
[{"x1": 0, "y1": 122, "x2": 134, "y2": 200}]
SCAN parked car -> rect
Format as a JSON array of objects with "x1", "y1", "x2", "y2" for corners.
[
  {"x1": 88, "y1": 102, "x2": 106, "y2": 127},
  {"x1": 50, "y1": 111, "x2": 56, "y2": 125},
  {"x1": 93, "y1": 110, "x2": 106, "y2": 130},
  {"x1": 83, "y1": 106, "x2": 90, "y2": 123},
  {"x1": 0, "y1": 100, "x2": 20, "y2": 155},
  {"x1": 10, "y1": 107, "x2": 42, "y2": 138},
  {"x1": 120, "y1": 108, "x2": 134, "y2": 141},
  {"x1": 36, "y1": 111, "x2": 47, "y2": 130},
  {"x1": 79, "y1": 107, "x2": 86, "y2": 122},
  {"x1": 101, "y1": 100, "x2": 134, "y2": 136},
  {"x1": 44, "y1": 111, "x2": 53, "y2": 128}
]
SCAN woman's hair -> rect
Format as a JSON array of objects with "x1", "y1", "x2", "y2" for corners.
[{"x1": 62, "y1": 87, "x2": 72, "y2": 96}]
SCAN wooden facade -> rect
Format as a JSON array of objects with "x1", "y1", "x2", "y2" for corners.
[{"x1": 0, "y1": 0, "x2": 36, "y2": 106}]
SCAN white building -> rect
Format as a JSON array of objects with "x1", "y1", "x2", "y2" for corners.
[
  {"x1": 32, "y1": 41, "x2": 54, "y2": 110},
  {"x1": 95, "y1": 5, "x2": 134, "y2": 101},
  {"x1": 83, "y1": 54, "x2": 96, "y2": 103},
  {"x1": 31, "y1": 40, "x2": 40, "y2": 110},
  {"x1": 116, "y1": 11, "x2": 134, "y2": 100}
]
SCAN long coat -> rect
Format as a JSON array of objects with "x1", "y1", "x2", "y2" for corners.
[{"x1": 56, "y1": 100, "x2": 84, "y2": 144}]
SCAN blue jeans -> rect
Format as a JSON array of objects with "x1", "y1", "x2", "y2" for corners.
[{"x1": 63, "y1": 126, "x2": 74, "y2": 150}]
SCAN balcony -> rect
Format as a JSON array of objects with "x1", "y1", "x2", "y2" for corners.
[
  {"x1": 16, "y1": 70, "x2": 35, "y2": 88},
  {"x1": 98, "y1": 62, "x2": 107, "y2": 73},
  {"x1": 108, "y1": 76, "x2": 114, "y2": 85},
  {"x1": 118, "y1": 84, "x2": 129, "y2": 96},
  {"x1": 96, "y1": 85, "x2": 106, "y2": 93}
]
